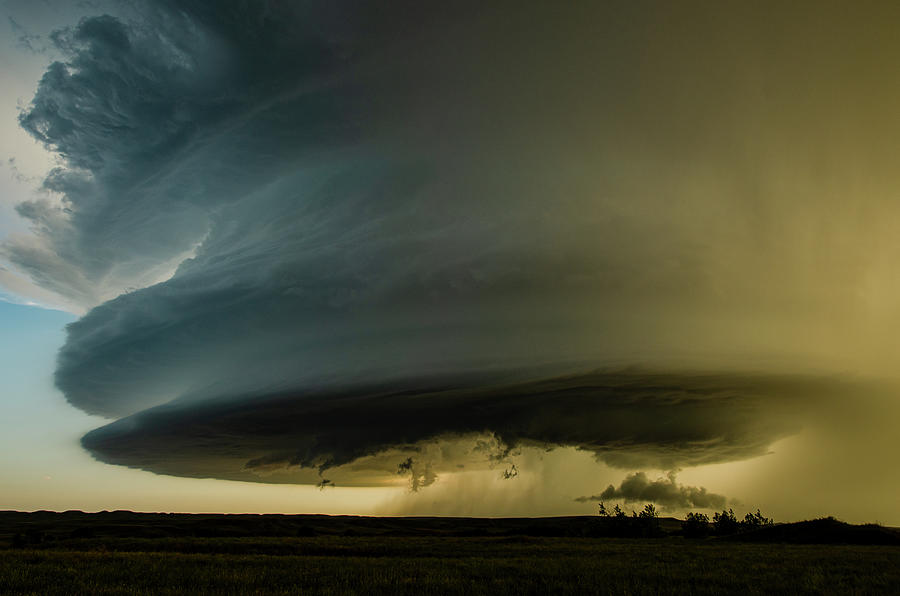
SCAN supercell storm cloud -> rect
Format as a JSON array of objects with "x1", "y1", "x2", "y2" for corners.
[{"x1": 7, "y1": 1, "x2": 900, "y2": 495}]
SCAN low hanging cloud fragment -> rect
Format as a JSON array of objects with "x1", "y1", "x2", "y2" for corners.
[{"x1": 576, "y1": 471, "x2": 727, "y2": 510}]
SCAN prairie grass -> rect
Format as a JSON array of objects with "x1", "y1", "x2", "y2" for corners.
[{"x1": 2, "y1": 536, "x2": 898, "y2": 595}]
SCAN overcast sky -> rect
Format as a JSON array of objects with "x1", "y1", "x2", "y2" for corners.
[{"x1": 1, "y1": 0, "x2": 899, "y2": 524}]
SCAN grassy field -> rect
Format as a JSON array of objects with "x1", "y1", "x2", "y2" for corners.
[
  {"x1": 1, "y1": 512, "x2": 898, "y2": 594},
  {"x1": 3, "y1": 535, "x2": 899, "y2": 595}
]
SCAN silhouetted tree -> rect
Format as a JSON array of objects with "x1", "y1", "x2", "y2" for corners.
[
  {"x1": 637, "y1": 503, "x2": 661, "y2": 537},
  {"x1": 741, "y1": 509, "x2": 773, "y2": 530},
  {"x1": 608, "y1": 504, "x2": 629, "y2": 536},
  {"x1": 713, "y1": 508, "x2": 740, "y2": 535},
  {"x1": 682, "y1": 512, "x2": 710, "y2": 538},
  {"x1": 598, "y1": 501, "x2": 609, "y2": 517}
]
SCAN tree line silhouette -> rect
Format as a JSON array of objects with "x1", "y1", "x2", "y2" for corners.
[
  {"x1": 596, "y1": 502, "x2": 773, "y2": 538},
  {"x1": 595, "y1": 502, "x2": 665, "y2": 538}
]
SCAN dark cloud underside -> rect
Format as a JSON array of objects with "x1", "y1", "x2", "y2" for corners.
[{"x1": 80, "y1": 370, "x2": 849, "y2": 485}]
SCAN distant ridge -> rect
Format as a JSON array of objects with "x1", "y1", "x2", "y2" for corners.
[
  {"x1": 2, "y1": 510, "x2": 671, "y2": 540},
  {"x1": 1, "y1": 511, "x2": 897, "y2": 545},
  {"x1": 719, "y1": 517, "x2": 900, "y2": 545}
]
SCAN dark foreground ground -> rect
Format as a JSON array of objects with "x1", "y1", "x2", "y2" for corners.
[{"x1": 1, "y1": 511, "x2": 898, "y2": 595}]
